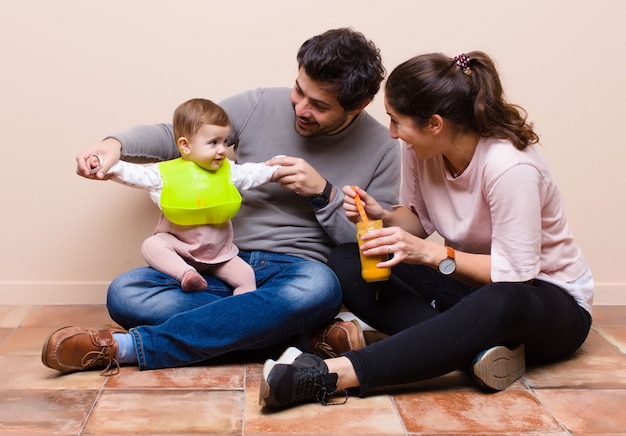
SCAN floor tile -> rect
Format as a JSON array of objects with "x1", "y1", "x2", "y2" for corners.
[
  {"x1": 0, "y1": 327, "x2": 12, "y2": 344},
  {"x1": 82, "y1": 389, "x2": 243, "y2": 435},
  {"x1": 0, "y1": 304, "x2": 623, "y2": 435},
  {"x1": 244, "y1": 363, "x2": 405, "y2": 435},
  {"x1": 577, "y1": 328, "x2": 625, "y2": 356},
  {"x1": 524, "y1": 352, "x2": 626, "y2": 389},
  {"x1": 535, "y1": 388, "x2": 626, "y2": 434},
  {"x1": 20, "y1": 304, "x2": 118, "y2": 328},
  {"x1": 0, "y1": 389, "x2": 98, "y2": 435},
  {"x1": 104, "y1": 363, "x2": 245, "y2": 389},
  {"x1": 0, "y1": 355, "x2": 106, "y2": 390},
  {"x1": 247, "y1": 396, "x2": 405, "y2": 436},
  {"x1": 591, "y1": 305, "x2": 626, "y2": 326},
  {"x1": 0, "y1": 305, "x2": 34, "y2": 327},
  {"x1": 594, "y1": 324, "x2": 626, "y2": 353},
  {"x1": 0, "y1": 327, "x2": 53, "y2": 355},
  {"x1": 394, "y1": 389, "x2": 564, "y2": 434}
]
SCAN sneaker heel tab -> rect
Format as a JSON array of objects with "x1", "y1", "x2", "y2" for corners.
[{"x1": 276, "y1": 347, "x2": 304, "y2": 365}]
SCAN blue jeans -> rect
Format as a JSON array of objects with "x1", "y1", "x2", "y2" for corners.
[{"x1": 106, "y1": 251, "x2": 343, "y2": 370}]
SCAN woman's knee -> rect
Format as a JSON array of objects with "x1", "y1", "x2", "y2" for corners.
[
  {"x1": 458, "y1": 283, "x2": 532, "y2": 331},
  {"x1": 328, "y1": 243, "x2": 359, "y2": 268},
  {"x1": 327, "y1": 243, "x2": 361, "y2": 284}
]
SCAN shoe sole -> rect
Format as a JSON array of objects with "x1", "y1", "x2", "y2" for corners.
[
  {"x1": 259, "y1": 347, "x2": 303, "y2": 406},
  {"x1": 472, "y1": 344, "x2": 525, "y2": 391},
  {"x1": 352, "y1": 320, "x2": 366, "y2": 350}
]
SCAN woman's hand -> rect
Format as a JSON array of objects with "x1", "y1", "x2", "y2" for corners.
[
  {"x1": 342, "y1": 185, "x2": 386, "y2": 224},
  {"x1": 360, "y1": 225, "x2": 492, "y2": 286},
  {"x1": 75, "y1": 137, "x2": 122, "y2": 179},
  {"x1": 359, "y1": 225, "x2": 437, "y2": 268}
]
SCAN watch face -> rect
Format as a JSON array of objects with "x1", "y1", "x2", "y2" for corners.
[
  {"x1": 310, "y1": 195, "x2": 329, "y2": 210},
  {"x1": 439, "y1": 258, "x2": 456, "y2": 275}
]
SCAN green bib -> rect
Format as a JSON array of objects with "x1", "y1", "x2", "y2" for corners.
[{"x1": 158, "y1": 158, "x2": 242, "y2": 226}]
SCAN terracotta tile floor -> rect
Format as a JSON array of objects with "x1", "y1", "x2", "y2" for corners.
[{"x1": 1, "y1": 304, "x2": 625, "y2": 435}]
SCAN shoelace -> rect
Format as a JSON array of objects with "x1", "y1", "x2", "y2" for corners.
[
  {"x1": 312, "y1": 340, "x2": 338, "y2": 359},
  {"x1": 312, "y1": 322, "x2": 342, "y2": 358},
  {"x1": 295, "y1": 367, "x2": 348, "y2": 406},
  {"x1": 81, "y1": 348, "x2": 120, "y2": 376}
]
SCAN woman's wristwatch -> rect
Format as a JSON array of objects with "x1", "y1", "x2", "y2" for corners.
[{"x1": 438, "y1": 246, "x2": 457, "y2": 275}]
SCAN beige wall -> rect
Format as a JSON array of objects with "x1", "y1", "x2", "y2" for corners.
[{"x1": 1, "y1": 0, "x2": 624, "y2": 304}]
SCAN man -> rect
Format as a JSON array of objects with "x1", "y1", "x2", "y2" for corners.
[{"x1": 42, "y1": 28, "x2": 400, "y2": 374}]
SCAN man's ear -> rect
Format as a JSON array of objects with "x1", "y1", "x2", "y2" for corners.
[
  {"x1": 177, "y1": 137, "x2": 191, "y2": 155},
  {"x1": 427, "y1": 114, "x2": 444, "y2": 135}
]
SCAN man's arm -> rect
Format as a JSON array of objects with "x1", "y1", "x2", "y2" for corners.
[
  {"x1": 111, "y1": 123, "x2": 180, "y2": 163},
  {"x1": 315, "y1": 140, "x2": 401, "y2": 245},
  {"x1": 76, "y1": 124, "x2": 180, "y2": 180}
]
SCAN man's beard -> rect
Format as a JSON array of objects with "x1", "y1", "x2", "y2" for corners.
[{"x1": 294, "y1": 112, "x2": 349, "y2": 137}]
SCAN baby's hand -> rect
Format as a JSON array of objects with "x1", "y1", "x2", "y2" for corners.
[
  {"x1": 76, "y1": 137, "x2": 121, "y2": 179},
  {"x1": 233, "y1": 288, "x2": 257, "y2": 296},
  {"x1": 87, "y1": 154, "x2": 103, "y2": 175}
]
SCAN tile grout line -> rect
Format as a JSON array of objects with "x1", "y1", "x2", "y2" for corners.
[
  {"x1": 242, "y1": 362, "x2": 247, "y2": 436},
  {"x1": 522, "y1": 377, "x2": 573, "y2": 435},
  {"x1": 78, "y1": 375, "x2": 109, "y2": 435},
  {"x1": 389, "y1": 394, "x2": 409, "y2": 436}
]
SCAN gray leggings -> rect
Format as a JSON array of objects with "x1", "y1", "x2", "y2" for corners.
[{"x1": 327, "y1": 243, "x2": 591, "y2": 395}]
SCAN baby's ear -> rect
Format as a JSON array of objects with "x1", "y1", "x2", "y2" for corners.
[{"x1": 177, "y1": 137, "x2": 191, "y2": 155}]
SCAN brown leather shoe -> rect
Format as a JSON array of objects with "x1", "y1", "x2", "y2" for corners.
[
  {"x1": 310, "y1": 318, "x2": 366, "y2": 358},
  {"x1": 42, "y1": 326, "x2": 124, "y2": 376}
]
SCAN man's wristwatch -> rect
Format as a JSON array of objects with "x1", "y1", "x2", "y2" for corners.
[
  {"x1": 310, "y1": 179, "x2": 332, "y2": 211},
  {"x1": 438, "y1": 246, "x2": 456, "y2": 275}
]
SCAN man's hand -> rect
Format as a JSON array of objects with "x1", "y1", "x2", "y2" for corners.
[
  {"x1": 266, "y1": 155, "x2": 326, "y2": 197},
  {"x1": 75, "y1": 137, "x2": 122, "y2": 179}
]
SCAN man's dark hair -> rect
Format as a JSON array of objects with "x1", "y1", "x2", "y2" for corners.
[{"x1": 297, "y1": 28, "x2": 385, "y2": 112}]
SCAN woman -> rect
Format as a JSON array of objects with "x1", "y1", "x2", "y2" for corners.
[{"x1": 259, "y1": 52, "x2": 593, "y2": 409}]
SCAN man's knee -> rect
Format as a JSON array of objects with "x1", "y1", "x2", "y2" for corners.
[{"x1": 291, "y1": 261, "x2": 342, "y2": 309}]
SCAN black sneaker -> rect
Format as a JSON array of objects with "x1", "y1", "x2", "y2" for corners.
[
  {"x1": 259, "y1": 347, "x2": 347, "y2": 409},
  {"x1": 471, "y1": 344, "x2": 525, "y2": 391}
]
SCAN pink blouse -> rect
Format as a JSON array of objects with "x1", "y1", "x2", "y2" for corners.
[{"x1": 399, "y1": 138, "x2": 593, "y2": 312}]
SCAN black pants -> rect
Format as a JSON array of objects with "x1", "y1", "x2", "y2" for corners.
[{"x1": 328, "y1": 243, "x2": 591, "y2": 395}]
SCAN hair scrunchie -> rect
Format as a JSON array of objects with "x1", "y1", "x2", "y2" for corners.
[{"x1": 454, "y1": 53, "x2": 472, "y2": 76}]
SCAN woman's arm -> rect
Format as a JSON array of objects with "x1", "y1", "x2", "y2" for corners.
[
  {"x1": 345, "y1": 186, "x2": 493, "y2": 286},
  {"x1": 381, "y1": 206, "x2": 427, "y2": 238}
]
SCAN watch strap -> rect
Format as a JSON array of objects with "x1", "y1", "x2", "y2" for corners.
[
  {"x1": 445, "y1": 245, "x2": 455, "y2": 261},
  {"x1": 324, "y1": 180, "x2": 332, "y2": 197}
]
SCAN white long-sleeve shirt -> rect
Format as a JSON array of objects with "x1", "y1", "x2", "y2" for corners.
[{"x1": 108, "y1": 159, "x2": 277, "y2": 208}]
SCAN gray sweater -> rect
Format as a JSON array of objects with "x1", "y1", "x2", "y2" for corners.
[{"x1": 113, "y1": 87, "x2": 400, "y2": 262}]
